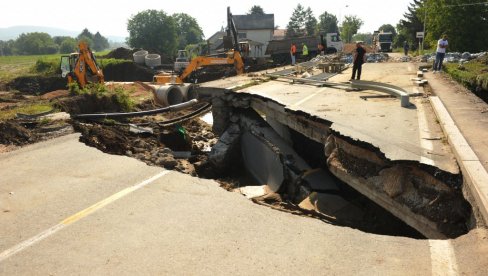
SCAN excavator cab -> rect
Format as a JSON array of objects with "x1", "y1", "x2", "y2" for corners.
[{"x1": 60, "y1": 53, "x2": 78, "y2": 78}]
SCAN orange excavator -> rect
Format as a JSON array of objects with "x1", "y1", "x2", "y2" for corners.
[
  {"x1": 154, "y1": 7, "x2": 244, "y2": 84},
  {"x1": 60, "y1": 41, "x2": 104, "y2": 88}
]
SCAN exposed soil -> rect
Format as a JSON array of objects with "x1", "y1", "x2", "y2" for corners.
[
  {"x1": 7, "y1": 76, "x2": 66, "y2": 94},
  {"x1": 55, "y1": 93, "x2": 127, "y2": 114},
  {"x1": 72, "y1": 117, "x2": 216, "y2": 176},
  {"x1": 103, "y1": 62, "x2": 155, "y2": 82},
  {"x1": 0, "y1": 118, "x2": 73, "y2": 152}
]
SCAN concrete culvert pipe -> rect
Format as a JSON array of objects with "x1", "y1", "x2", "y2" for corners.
[
  {"x1": 155, "y1": 85, "x2": 184, "y2": 106},
  {"x1": 133, "y1": 50, "x2": 148, "y2": 64},
  {"x1": 179, "y1": 84, "x2": 199, "y2": 101},
  {"x1": 145, "y1": 54, "x2": 161, "y2": 67}
]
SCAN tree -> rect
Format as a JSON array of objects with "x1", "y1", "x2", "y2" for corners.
[
  {"x1": 53, "y1": 36, "x2": 72, "y2": 46},
  {"x1": 318, "y1": 11, "x2": 339, "y2": 34},
  {"x1": 127, "y1": 10, "x2": 177, "y2": 56},
  {"x1": 248, "y1": 5, "x2": 264, "y2": 15},
  {"x1": 59, "y1": 37, "x2": 77, "y2": 54},
  {"x1": 341, "y1": 15, "x2": 363, "y2": 43},
  {"x1": 352, "y1": 33, "x2": 373, "y2": 45},
  {"x1": 286, "y1": 4, "x2": 307, "y2": 37},
  {"x1": 15, "y1": 32, "x2": 58, "y2": 55},
  {"x1": 304, "y1": 7, "x2": 318, "y2": 36},
  {"x1": 378, "y1": 24, "x2": 397, "y2": 36},
  {"x1": 423, "y1": 0, "x2": 488, "y2": 52},
  {"x1": 397, "y1": 0, "x2": 424, "y2": 47},
  {"x1": 93, "y1": 32, "x2": 109, "y2": 51},
  {"x1": 77, "y1": 28, "x2": 93, "y2": 41},
  {"x1": 172, "y1": 13, "x2": 204, "y2": 50},
  {"x1": 0, "y1": 40, "x2": 15, "y2": 56}
]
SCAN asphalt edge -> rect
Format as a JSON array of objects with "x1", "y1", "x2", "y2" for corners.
[{"x1": 429, "y1": 96, "x2": 488, "y2": 226}]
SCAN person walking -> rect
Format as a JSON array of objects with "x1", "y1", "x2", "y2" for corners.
[
  {"x1": 302, "y1": 43, "x2": 309, "y2": 61},
  {"x1": 290, "y1": 43, "x2": 297, "y2": 65},
  {"x1": 433, "y1": 34, "x2": 448, "y2": 73},
  {"x1": 403, "y1": 41, "x2": 410, "y2": 56},
  {"x1": 351, "y1": 42, "x2": 366, "y2": 80}
]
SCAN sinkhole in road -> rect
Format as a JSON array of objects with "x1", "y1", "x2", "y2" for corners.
[
  {"x1": 72, "y1": 114, "x2": 426, "y2": 239},
  {"x1": 67, "y1": 92, "x2": 472, "y2": 239}
]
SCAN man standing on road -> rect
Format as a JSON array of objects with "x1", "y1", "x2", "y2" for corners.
[
  {"x1": 351, "y1": 42, "x2": 366, "y2": 80},
  {"x1": 302, "y1": 43, "x2": 309, "y2": 61},
  {"x1": 433, "y1": 34, "x2": 448, "y2": 73},
  {"x1": 403, "y1": 41, "x2": 410, "y2": 56},
  {"x1": 290, "y1": 43, "x2": 297, "y2": 65}
]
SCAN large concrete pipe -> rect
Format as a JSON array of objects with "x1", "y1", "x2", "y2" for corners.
[
  {"x1": 179, "y1": 83, "x2": 199, "y2": 101},
  {"x1": 154, "y1": 85, "x2": 184, "y2": 106},
  {"x1": 145, "y1": 54, "x2": 161, "y2": 67},
  {"x1": 133, "y1": 50, "x2": 148, "y2": 64}
]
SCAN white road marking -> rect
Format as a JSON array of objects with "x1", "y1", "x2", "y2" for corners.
[
  {"x1": 429, "y1": 239, "x2": 458, "y2": 276},
  {"x1": 416, "y1": 97, "x2": 436, "y2": 166},
  {"x1": 292, "y1": 88, "x2": 327, "y2": 107},
  {"x1": 0, "y1": 170, "x2": 170, "y2": 263}
]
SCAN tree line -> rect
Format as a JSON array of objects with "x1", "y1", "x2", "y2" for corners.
[
  {"x1": 0, "y1": 29, "x2": 109, "y2": 56},
  {"x1": 397, "y1": 0, "x2": 488, "y2": 52},
  {"x1": 3, "y1": 2, "x2": 486, "y2": 56}
]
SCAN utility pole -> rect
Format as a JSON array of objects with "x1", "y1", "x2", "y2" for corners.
[{"x1": 422, "y1": 8, "x2": 426, "y2": 53}]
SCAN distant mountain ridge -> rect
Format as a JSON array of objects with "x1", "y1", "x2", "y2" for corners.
[{"x1": 0, "y1": 25, "x2": 126, "y2": 42}]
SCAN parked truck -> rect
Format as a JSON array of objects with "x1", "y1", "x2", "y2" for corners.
[
  {"x1": 375, "y1": 31, "x2": 393, "y2": 52},
  {"x1": 265, "y1": 33, "x2": 343, "y2": 64}
]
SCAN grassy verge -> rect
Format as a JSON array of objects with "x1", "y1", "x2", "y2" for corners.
[
  {"x1": 0, "y1": 102, "x2": 53, "y2": 121},
  {"x1": 444, "y1": 58, "x2": 488, "y2": 102}
]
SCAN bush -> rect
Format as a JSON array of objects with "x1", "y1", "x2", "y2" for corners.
[
  {"x1": 31, "y1": 59, "x2": 60, "y2": 75},
  {"x1": 69, "y1": 82, "x2": 135, "y2": 112}
]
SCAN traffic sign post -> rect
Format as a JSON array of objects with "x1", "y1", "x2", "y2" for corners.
[{"x1": 417, "y1": 32, "x2": 425, "y2": 52}]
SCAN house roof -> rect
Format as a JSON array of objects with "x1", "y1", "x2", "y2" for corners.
[{"x1": 233, "y1": 14, "x2": 274, "y2": 30}]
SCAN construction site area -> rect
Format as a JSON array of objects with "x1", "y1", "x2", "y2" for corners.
[{"x1": 1, "y1": 5, "x2": 488, "y2": 276}]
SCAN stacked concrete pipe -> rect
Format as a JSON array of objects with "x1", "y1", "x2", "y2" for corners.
[
  {"x1": 148, "y1": 83, "x2": 199, "y2": 107},
  {"x1": 153, "y1": 85, "x2": 184, "y2": 106},
  {"x1": 145, "y1": 54, "x2": 161, "y2": 67},
  {"x1": 179, "y1": 83, "x2": 198, "y2": 101},
  {"x1": 133, "y1": 50, "x2": 148, "y2": 64}
]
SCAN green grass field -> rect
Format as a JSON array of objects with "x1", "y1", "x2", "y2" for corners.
[
  {"x1": 0, "y1": 54, "x2": 62, "y2": 82},
  {"x1": 0, "y1": 50, "x2": 111, "y2": 83}
]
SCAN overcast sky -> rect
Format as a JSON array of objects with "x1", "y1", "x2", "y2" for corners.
[{"x1": 0, "y1": 0, "x2": 413, "y2": 38}]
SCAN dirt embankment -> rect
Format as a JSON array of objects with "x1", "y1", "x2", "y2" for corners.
[{"x1": 7, "y1": 76, "x2": 66, "y2": 94}]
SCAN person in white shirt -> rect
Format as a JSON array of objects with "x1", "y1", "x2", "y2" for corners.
[{"x1": 433, "y1": 34, "x2": 448, "y2": 73}]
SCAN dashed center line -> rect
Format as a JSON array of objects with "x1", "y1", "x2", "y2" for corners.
[{"x1": 0, "y1": 170, "x2": 170, "y2": 263}]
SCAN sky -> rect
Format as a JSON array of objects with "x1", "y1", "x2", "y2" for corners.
[{"x1": 0, "y1": 0, "x2": 413, "y2": 39}]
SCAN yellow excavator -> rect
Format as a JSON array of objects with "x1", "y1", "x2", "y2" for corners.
[
  {"x1": 154, "y1": 50, "x2": 244, "y2": 84},
  {"x1": 60, "y1": 41, "x2": 104, "y2": 88},
  {"x1": 154, "y1": 7, "x2": 245, "y2": 85}
]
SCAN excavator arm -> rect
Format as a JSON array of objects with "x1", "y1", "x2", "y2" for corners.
[
  {"x1": 154, "y1": 50, "x2": 244, "y2": 84},
  {"x1": 62, "y1": 41, "x2": 104, "y2": 88},
  {"x1": 178, "y1": 51, "x2": 244, "y2": 82}
]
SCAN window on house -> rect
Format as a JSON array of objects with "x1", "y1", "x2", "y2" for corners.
[{"x1": 238, "y1": 33, "x2": 247, "y2": 39}]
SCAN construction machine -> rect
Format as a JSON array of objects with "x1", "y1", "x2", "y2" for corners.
[
  {"x1": 154, "y1": 7, "x2": 244, "y2": 85},
  {"x1": 60, "y1": 41, "x2": 104, "y2": 88}
]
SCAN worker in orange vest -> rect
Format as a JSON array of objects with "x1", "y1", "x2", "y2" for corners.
[{"x1": 290, "y1": 43, "x2": 297, "y2": 65}]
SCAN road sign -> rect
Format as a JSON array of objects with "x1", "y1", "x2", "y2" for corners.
[{"x1": 416, "y1": 32, "x2": 424, "y2": 38}]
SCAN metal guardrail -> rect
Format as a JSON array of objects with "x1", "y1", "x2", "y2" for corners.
[{"x1": 350, "y1": 80, "x2": 410, "y2": 107}]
